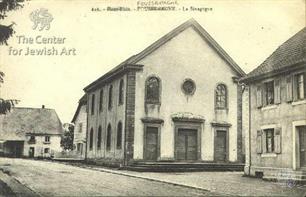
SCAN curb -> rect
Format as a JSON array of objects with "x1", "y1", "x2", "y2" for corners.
[
  {"x1": 0, "y1": 171, "x2": 40, "y2": 197},
  {"x1": 56, "y1": 162, "x2": 225, "y2": 196}
]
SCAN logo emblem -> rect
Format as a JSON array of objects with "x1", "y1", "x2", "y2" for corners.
[{"x1": 30, "y1": 8, "x2": 53, "y2": 31}]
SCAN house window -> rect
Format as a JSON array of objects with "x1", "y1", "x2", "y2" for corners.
[
  {"x1": 116, "y1": 122, "x2": 122, "y2": 149},
  {"x1": 91, "y1": 94, "x2": 95, "y2": 115},
  {"x1": 99, "y1": 89, "x2": 103, "y2": 112},
  {"x1": 215, "y1": 84, "x2": 227, "y2": 109},
  {"x1": 119, "y1": 79, "x2": 124, "y2": 105},
  {"x1": 264, "y1": 81, "x2": 274, "y2": 105},
  {"x1": 89, "y1": 128, "x2": 94, "y2": 150},
  {"x1": 108, "y1": 85, "x2": 113, "y2": 110},
  {"x1": 45, "y1": 136, "x2": 50, "y2": 142},
  {"x1": 106, "y1": 124, "x2": 112, "y2": 150},
  {"x1": 78, "y1": 123, "x2": 83, "y2": 133},
  {"x1": 265, "y1": 129, "x2": 274, "y2": 153},
  {"x1": 295, "y1": 73, "x2": 306, "y2": 100},
  {"x1": 44, "y1": 148, "x2": 50, "y2": 154},
  {"x1": 29, "y1": 136, "x2": 36, "y2": 144},
  {"x1": 145, "y1": 76, "x2": 160, "y2": 104},
  {"x1": 77, "y1": 143, "x2": 82, "y2": 152},
  {"x1": 97, "y1": 126, "x2": 102, "y2": 149}
]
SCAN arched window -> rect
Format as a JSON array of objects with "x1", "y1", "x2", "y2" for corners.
[
  {"x1": 108, "y1": 85, "x2": 113, "y2": 110},
  {"x1": 145, "y1": 76, "x2": 160, "y2": 104},
  {"x1": 215, "y1": 84, "x2": 227, "y2": 109},
  {"x1": 106, "y1": 124, "x2": 112, "y2": 150},
  {"x1": 89, "y1": 128, "x2": 94, "y2": 150},
  {"x1": 91, "y1": 94, "x2": 95, "y2": 115},
  {"x1": 119, "y1": 79, "x2": 124, "y2": 105},
  {"x1": 97, "y1": 126, "x2": 102, "y2": 149},
  {"x1": 99, "y1": 89, "x2": 103, "y2": 112},
  {"x1": 116, "y1": 122, "x2": 122, "y2": 149}
]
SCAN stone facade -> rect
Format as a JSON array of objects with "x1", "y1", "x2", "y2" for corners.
[{"x1": 83, "y1": 19, "x2": 246, "y2": 167}]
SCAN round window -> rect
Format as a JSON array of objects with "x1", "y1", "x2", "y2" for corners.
[{"x1": 182, "y1": 79, "x2": 196, "y2": 95}]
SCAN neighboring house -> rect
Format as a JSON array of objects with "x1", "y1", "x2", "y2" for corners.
[
  {"x1": 71, "y1": 95, "x2": 87, "y2": 158},
  {"x1": 83, "y1": 18, "x2": 246, "y2": 167},
  {"x1": 241, "y1": 27, "x2": 306, "y2": 180},
  {"x1": 0, "y1": 106, "x2": 63, "y2": 158}
]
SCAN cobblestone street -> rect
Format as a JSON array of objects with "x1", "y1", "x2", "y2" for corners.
[{"x1": 0, "y1": 158, "x2": 306, "y2": 196}]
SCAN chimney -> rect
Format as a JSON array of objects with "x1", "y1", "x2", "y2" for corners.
[{"x1": 42, "y1": 105, "x2": 45, "y2": 109}]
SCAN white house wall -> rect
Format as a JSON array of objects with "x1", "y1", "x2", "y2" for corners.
[{"x1": 134, "y1": 27, "x2": 240, "y2": 162}]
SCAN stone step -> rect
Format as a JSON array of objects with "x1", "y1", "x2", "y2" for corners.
[
  {"x1": 124, "y1": 163, "x2": 244, "y2": 172},
  {"x1": 263, "y1": 176, "x2": 306, "y2": 182}
]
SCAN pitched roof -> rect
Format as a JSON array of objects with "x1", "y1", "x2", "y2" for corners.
[
  {"x1": 241, "y1": 27, "x2": 306, "y2": 83},
  {"x1": 71, "y1": 94, "x2": 87, "y2": 123},
  {"x1": 84, "y1": 18, "x2": 246, "y2": 92},
  {"x1": 0, "y1": 107, "x2": 63, "y2": 140}
]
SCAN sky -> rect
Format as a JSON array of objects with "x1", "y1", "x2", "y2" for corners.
[{"x1": 0, "y1": 0, "x2": 305, "y2": 123}]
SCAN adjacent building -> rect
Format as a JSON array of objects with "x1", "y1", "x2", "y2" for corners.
[
  {"x1": 83, "y1": 18, "x2": 246, "y2": 167},
  {"x1": 71, "y1": 95, "x2": 87, "y2": 158},
  {"x1": 0, "y1": 106, "x2": 63, "y2": 158},
  {"x1": 241, "y1": 27, "x2": 306, "y2": 180}
]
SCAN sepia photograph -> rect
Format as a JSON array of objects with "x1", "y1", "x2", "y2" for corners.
[{"x1": 0, "y1": 0, "x2": 305, "y2": 196}]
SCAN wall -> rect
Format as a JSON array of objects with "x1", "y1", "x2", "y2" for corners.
[
  {"x1": 86, "y1": 74, "x2": 126, "y2": 165},
  {"x1": 23, "y1": 135, "x2": 62, "y2": 158},
  {"x1": 133, "y1": 26, "x2": 241, "y2": 162},
  {"x1": 73, "y1": 104, "x2": 87, "y2": 157},
  {"x1": 248, "y1": 68, "x2": 306, "y2": 175}
]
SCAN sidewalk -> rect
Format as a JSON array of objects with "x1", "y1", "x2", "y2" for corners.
[
  {"x1": 0, "y1": 170, "x2": 39, "y2": 197},
  {"x1": 71, "y1": 163, "x2": 306, "y2": 197}
]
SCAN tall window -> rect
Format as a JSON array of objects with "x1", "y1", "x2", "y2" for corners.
[
  {"x1": 295, "y1": 73, "x2": 306, "y2": 100},
  {"x1": 264, "y1": 81, "x2": 274, "y2": 105},
  {"x1": 119, "y1": 79, "x2": 124, "y2": 105},
  {"x1": 215, "y1": 84, "x2": 227, "y2": 109},
  {"x1": 145, "y1": 76, "x2": 160, "y2": 104},
  {"x1": 78, "y1": 123, "x2": 83, "y2": 133},
  {"x1": 108, "y1": 85, "x2": 113, "y2": 110},
  {"x1": 89, "y1": 128, "x2": 94, "y2": 150},
  {"x1": 116, "y1": 122, "x2": 122, "y2": 149},
  {"x1": 106, "y1": 124, "x2": 112, "y2": 150},
  {"x1": 99, "y1": 89, "x2": 103, "y2": 112},
  {"x1": 265, "y1": 129, "x2": 274, "y2": 153},
  {"x1": 91, "y1": 94, "x2": 95, "y2": 115},
  {"x1": 97, "y1": 126, "x2": 102, "y2": 149}
]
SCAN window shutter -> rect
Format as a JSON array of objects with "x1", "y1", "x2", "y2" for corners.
[
  {"x1": 304, "y1": 73, "x2": 306, "y2": 98},
  {"x1": 274, "y1": 127, "x2": 282, "y2": 154},
  {"x1": 256, "y1": 130, "x2": 262, "y2": 154},
  {"x1": 293, "y1": 75, "x2": 298, "y2": 101},
  {"x1": 286, "y1": 76, "x2": 293, "y2": 102},
  {"x1": 262, "y1": 130, "x2": 267, "y2": 153},
  {"x1": 256, "y1": 86, "x2": 262, "y2": 108},
  {"x1": 262, "y1": 83, "x2": 267, "y2": 106},
  {"x1": 274, "y1": 78, "x2": 281, "y2": 104}
]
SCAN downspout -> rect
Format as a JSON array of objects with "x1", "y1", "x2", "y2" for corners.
[
  {"x1": 85, "y1": 94, "x2": 89, "y2": 162},
  {"x1": 123, "y1": 73, "x2": 128, "y2": 167},
  {"x1": 248, "y1": 85, "x2": 252, "y2": 175}
]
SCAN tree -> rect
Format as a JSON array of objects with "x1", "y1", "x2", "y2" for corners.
[
  {"x1": 0, "y1": 0, "x2": 24, "y2": 113},
  {"x1": 61, "y1": 123, "x2": 74, "y2": 150},
  {"x1": 0, "y1": 72, "x2": 19, "y2": 114},
  {"x1": 0, "y1": 0, "x2": 24, "y2": 45}
]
